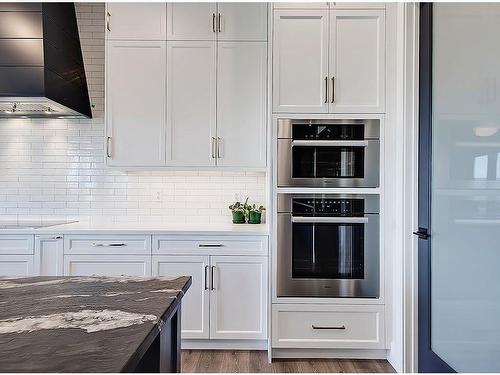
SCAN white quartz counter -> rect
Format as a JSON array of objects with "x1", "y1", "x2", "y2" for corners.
[{"x1": 0, "y1": 222, "x2": 269, "y2": 236}]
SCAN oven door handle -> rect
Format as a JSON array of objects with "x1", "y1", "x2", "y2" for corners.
[
  {"x1": 291, "y1": 140, "x2": 369, "y2": 147},
  {"x1": 291, "y1": 216, "x2": 369, "y2": 224}
]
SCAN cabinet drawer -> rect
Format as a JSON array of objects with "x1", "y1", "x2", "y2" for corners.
[
  {"x1": 153, "y1": 236, "x2": 267, "y2": 256},
  {"x1": 64, "y1": 255, "x2": 151, "y2": 276},
  {"x1": 0, "y1": 255, "x2": 34, "y2": 276},
  {"x1": 64, "y1": 235, "x2": 151, "y2": 255},
  {"x1": 272, "y1": 304, "x2": 385, "y2": 349},
  {"x1": 0, "y1": 235, "x2": 34, "y2": 255}
]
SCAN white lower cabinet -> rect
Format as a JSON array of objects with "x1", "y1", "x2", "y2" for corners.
[
  {"x1": 272, "y1": 304, "x2": 385, "y2": 349},
  {"x1": 210, "y1": 256, "x2": 268, "y2": 339},
  {"x1": 0, "y1": 255, "x2": 33, "y2": 276},
  {"x1": 34, "y1": 235, "x2": 63, "y2": 276},
  {"x1": 152, "y1": 255, "x2": 210, "y2": 339},
  {"x1": 64, "y1": 255, "x2": 151, "y2": 277}
]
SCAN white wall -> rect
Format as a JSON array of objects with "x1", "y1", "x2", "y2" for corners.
[{"x1": 0, "y1": 3, "x2": 266, "y2": 225}]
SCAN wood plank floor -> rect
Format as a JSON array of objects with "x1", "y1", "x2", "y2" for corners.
[{"x1": 181, "y1": 350, "x2": 396, "y2": 373}]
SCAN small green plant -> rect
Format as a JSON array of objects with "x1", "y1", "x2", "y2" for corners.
[
  {"x1": 246, "y1": 204, "x2": 266, "y2": 214},
  {"x1": 246, "y1": 203, "x2": 266, "y2": 224},
  {"x1": 229, "y1": 197, "x2": 249, "y2": 224}
]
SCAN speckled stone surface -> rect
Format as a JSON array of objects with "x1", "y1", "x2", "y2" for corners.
[{"x1": 0, "y1": 276, "x2": 191, "y2": 372}]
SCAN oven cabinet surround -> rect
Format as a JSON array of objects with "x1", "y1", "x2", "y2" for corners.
[
  {"x1": 0, "y1": 233, "x2": 269, "y2": 349},
  {"x1": 272, "y1": 6, "x2": 385, "y2": 113},
  {"x1": 105, "y1": 2, "x2": 267, "y2": 169},
  {"x1": 151, "y1": 236, "x2": 268, "y2": 346}
]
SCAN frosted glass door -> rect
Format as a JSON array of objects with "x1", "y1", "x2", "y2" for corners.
[{"x1": 419, "y1": 3, "x2": 500, "y2": 372}]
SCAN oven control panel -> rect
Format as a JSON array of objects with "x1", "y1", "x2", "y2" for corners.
[
  {"x1": 292, "y1": 198, "x2": 364, "y2": 216},
  {"x1": 292, "y1": 124, "x2": 364, "y2": 140}
]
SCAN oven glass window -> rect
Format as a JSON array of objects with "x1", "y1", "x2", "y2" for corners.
[
  {"x1": 292, "y1": 146, "x2": 365, "y2": 178},
  {"x1": 292, "y1": 223, "x2": 364, "y2": 279}
]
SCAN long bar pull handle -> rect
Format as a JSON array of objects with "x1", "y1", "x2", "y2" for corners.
[
  {"x1": 211, "y1": 137, "x2": 216, "y2": 158},
  {"x1": 92, "y1": 243, "x2": 126, "y2": 247},
  {"x1": 212, "y1": 13, "x2": 216, "y2": 33},
  {"x1": 218, "y1": 13, "x2": 221, "y2": 33},
  {"x1": 199, "y1": 244, "x2": 224, "y2": 248},
  {"x1": 291, "y1": 140, "x2": 369, "y2": 147},
  {"x1": 106, "y1": 136, "x2": 112, "y2": 158},
  {"x1": 204, "y1": 266, "x2": 209, "y2": 290},
  {"x1": 211, "y1": 266, "x2": 216, "y2": 290},
  {"x1": 312, "y1": 324, "x2": 346, "y2": 330},
  {"x1": 106, "y1": 12, "x2": 111, "y2": 32},
  {"x1": 324, "y1": 77, "x2": 328, "y2": 103},
  {"x1": 292, "y1": 216, "x2": 369, "y2": 224},
  {"x1": 331, "y1": 77, "x2": 335, "y2": 103},
  {"x1": 217, "y1": 137, "x2": 222, "y2": 158}
]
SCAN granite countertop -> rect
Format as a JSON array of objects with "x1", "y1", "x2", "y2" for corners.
[
  {"x1": 0, "y1": 222, "x2": 269, "y2": 235},
  {"x1": 0, "y1": 276, "x2": 191, "y2": 372}
]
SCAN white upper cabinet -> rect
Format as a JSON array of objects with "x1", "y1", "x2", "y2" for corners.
[
  {"x1": 106, "y1": 3, "x2": 166, "y2": 40},
  {"x1": 273, "y1": 10, "x2": 329, "y2": 113},
  {"x1": 210, "y1": 256, "x2": 268, "y2": 340},
  {"x1": 106, "y1": 41, "x2": 166, "y2": 167},
  {"x1": 217, "y1": 42, "x2": 267, "y2": 168},
  {"x1": 217, "y1": 3, "x2": 267, "y2": 41},
  {"x1": 167, "y1": 3, "x2": 217, "y2": 41},
  {"x1": 166, "y1": 41, "x2": 217, "y2": 167},
  {"x1": 331, "y1": 2, "x2": 385, "y2": 9},
  {"x1": 274, "y1": 2, "x2": 385, "y2": 10},
  {"x1": 329, "y1": 10, "x2": 385, "y2": 113},
  {"x1": 274, "y1": 2, "x2": 330, "y2": 9}
]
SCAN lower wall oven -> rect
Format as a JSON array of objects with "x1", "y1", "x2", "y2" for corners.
[{"x1": 277, "y1": 193, "x2": 380, "y2": 298}]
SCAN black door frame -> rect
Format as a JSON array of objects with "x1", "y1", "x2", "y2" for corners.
[{"x1": 417, "y1": 3, "x2": 455, "y2": 373}]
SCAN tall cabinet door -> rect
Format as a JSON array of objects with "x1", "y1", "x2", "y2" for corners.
[
  {"x1": 167, "y1": 3, "x2": 217, "y2": 40},
  {"x1": 273, "y1": 10, "x2": 329, "y2": 113},
  {"x1": 106, "y1": 41, "x2": 166, "y2": 167},
  {"x1": 105, "y1": 3, "x2": 166, "y2": 40},
  {"x1": 217, "y1": 3, "x2": 268, "y2": 41},
  {"x1": 329, "y1": 10, "x2": 385, "y2": 113},
  {"x1": 217, "y1": 42, "x2": 267, "y2": 168},
  {"x1": 210, "y1": 256, "x2": 268, "y2": 340},
  {"x1": 166, "y1": 41, "x2": 217, "y2": 166},
  {"x1": 152, "y1": 255, "x2": 210, "y2": 339}
]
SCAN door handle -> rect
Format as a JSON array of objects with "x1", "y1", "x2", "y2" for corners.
[
  {"x1": 217, "y1": 137, "x2": 222, "y2": 158},
  {"x1": 106, "y1": 136, "x2": 112, "y2": 158},
  {"x1": 331, "y1": 77, "x2": 335, "y2": 103},
  {"x1": 211, "y1": 137, "x2": 216, "y2": 158},
  {"x1": 312, "y1": 324, "x2": 346, "y2": 330},
  {"x1": 218, "y1": 13, "x2": 222, "y2": 33},
  {"x1": 413, "y1": 227, "x2": 430, "y2": 240},
  {"x1": 106, "y1": 12, "x2": 111, "y2": 32},
  {"x1": 204, "y1": 266, "x2": 209, "y2": 290},
  {"x1": 324, "y1": 76, "x2": 328, "y2": 103},
  {"x1": 212, "y1": 13, "x2": 216, "y2": 33},
  {"x1": 211, "y1": 266, "x2": 216, "y2": 290}
]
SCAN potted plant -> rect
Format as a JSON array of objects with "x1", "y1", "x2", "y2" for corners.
[
  {"x1": 229, "y1": 197, "x2": 249, "y2": 224},
  {"x1": 247, "y1": 204, "x2": 266, "y2": 224}
]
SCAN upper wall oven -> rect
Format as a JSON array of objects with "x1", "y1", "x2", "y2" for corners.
[{"x1": 277, "y1": 119, "x2": 380, "y2": 188}]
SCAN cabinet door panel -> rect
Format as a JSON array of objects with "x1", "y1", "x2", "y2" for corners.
[
  {"x1": 166, "y1": 41, "x2": 216, "y2": 166},
  {"x1": 210, "y1": 256, "x2": 267, "y2": 339},
  {"x1": 34, "y1": 235, "x2": 63, "y2": 276},
  {"x1": 64, "y1": 255, "x2": 151, "y2": 276},
  {"x1": 0, "y1": 255, "x2": 33, "y2": 276},
  {"x1": 217, "y1": 3, "x2": 267, "y2": 41},
  {"x1": 106, "y1": 3, "x2": 166, "y2": 40},
  {"x1": 273, "y1": 10, "x2": 329, "y2": 113},
  {"x1": 329, "y1": 10, "x2": 385, "y2": 113},
  {"x1": 167, "y1": 3, "x2": 216, "y2": 41},
  {"x1": 217, "y1": 42, "x2": 267, "y2": 167},
  {"x1": 152, "y1": 256, "x2": 210, "y2": 339},
  {"x1": 106, "y1": 41, "x2": 166, "y2": 166}
]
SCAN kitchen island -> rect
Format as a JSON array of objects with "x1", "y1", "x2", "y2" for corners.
[{"x1": 0, "y1": 276, "x2": 191, "y2": 372}]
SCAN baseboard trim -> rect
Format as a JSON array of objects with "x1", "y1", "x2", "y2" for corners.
[
  {"x1": 182, "y1": 339, "x2": 268, "y2": 350},
  {"x1": 271, "y1": 348, "x2": 388, "y2": 359}
]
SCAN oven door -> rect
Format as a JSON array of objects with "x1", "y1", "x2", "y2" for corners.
[
  {"x1": 277, "y1": 213, "x2": 380, "y2": 298},
  {"x1": 277, "y1": 139, "x2": 380, "y2": 188}
]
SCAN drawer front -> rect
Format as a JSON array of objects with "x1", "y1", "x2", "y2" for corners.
[
  {"x1": 153, "y1": 236, "x2": 268, "y2": 256},
  {"x1": 64, "y1": 255, "x2": 151, "y2": 276},
  {"x1": 0, "y1": 255, "x2": 34, "y2": 276},
  {"x1": 64, "y1": 235, "x2": 151, "y2": 255},
  {"x1": 272, "y1": 304, "x2": 385, "y2": 349},
  {"x1": 0, "y1": 235, "x2": 34, "y2": 255}
]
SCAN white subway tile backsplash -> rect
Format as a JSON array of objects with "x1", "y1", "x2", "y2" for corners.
[{"x1": 0, "y1": 3, "x2": 266, "y2": 225}]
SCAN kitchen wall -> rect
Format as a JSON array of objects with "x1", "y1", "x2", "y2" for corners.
[{"x1": 0, "y1": 3, "x2": 266, "y2": 225}]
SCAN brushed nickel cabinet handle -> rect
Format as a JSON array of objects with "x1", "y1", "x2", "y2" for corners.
[
  {"x1": 218, "y1": 13, "x2": 221, "y2": 33},
  {"x1": 324, "y1": 77, "x2": 328, "y2": 103},
  {"x1": 106, "y1": 136, "x2": 112, "y2": 158},
  {"x1": 211, "y1": 266, "x2": 216, "y2": 290},
  {"x1": 92, "y1": 242, "x2": 126, "y2": 247},
  {"x1": 217, "y1": 137, "x2": 222, "y2": 158},
  {"x1": 204, "y1": 265, "x2": 209, "y2": 290},
  {"x1": 106, "y1": 12, "x2": 111, "y2": 32},
  {"x1": 312, "y1": 324, "x2": 346, "y2": 330},
  {"x1": 212, "y1": 13, "x2": 216, "y2": 33},
  {"x1": 199, "y1": 243, "x2": 223, "y2": 248},
  {"x1": 211, "y1": 137, "x2": 216, "y2": 158},
  {"x1": 331, "y1": 76, "x2": 335, "y2": 103}
]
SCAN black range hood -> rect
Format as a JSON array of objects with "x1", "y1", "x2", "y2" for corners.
[{"x1": 0, "y1": 2, "x2": 92, "y2": 118}]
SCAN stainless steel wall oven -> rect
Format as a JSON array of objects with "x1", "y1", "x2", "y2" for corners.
[
  {"x1": 277, "y1": 193, "x2": 380, "y2": 298},
  {"x1": 277, "y1": 119, "x2": 380, "y2": 188}
]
